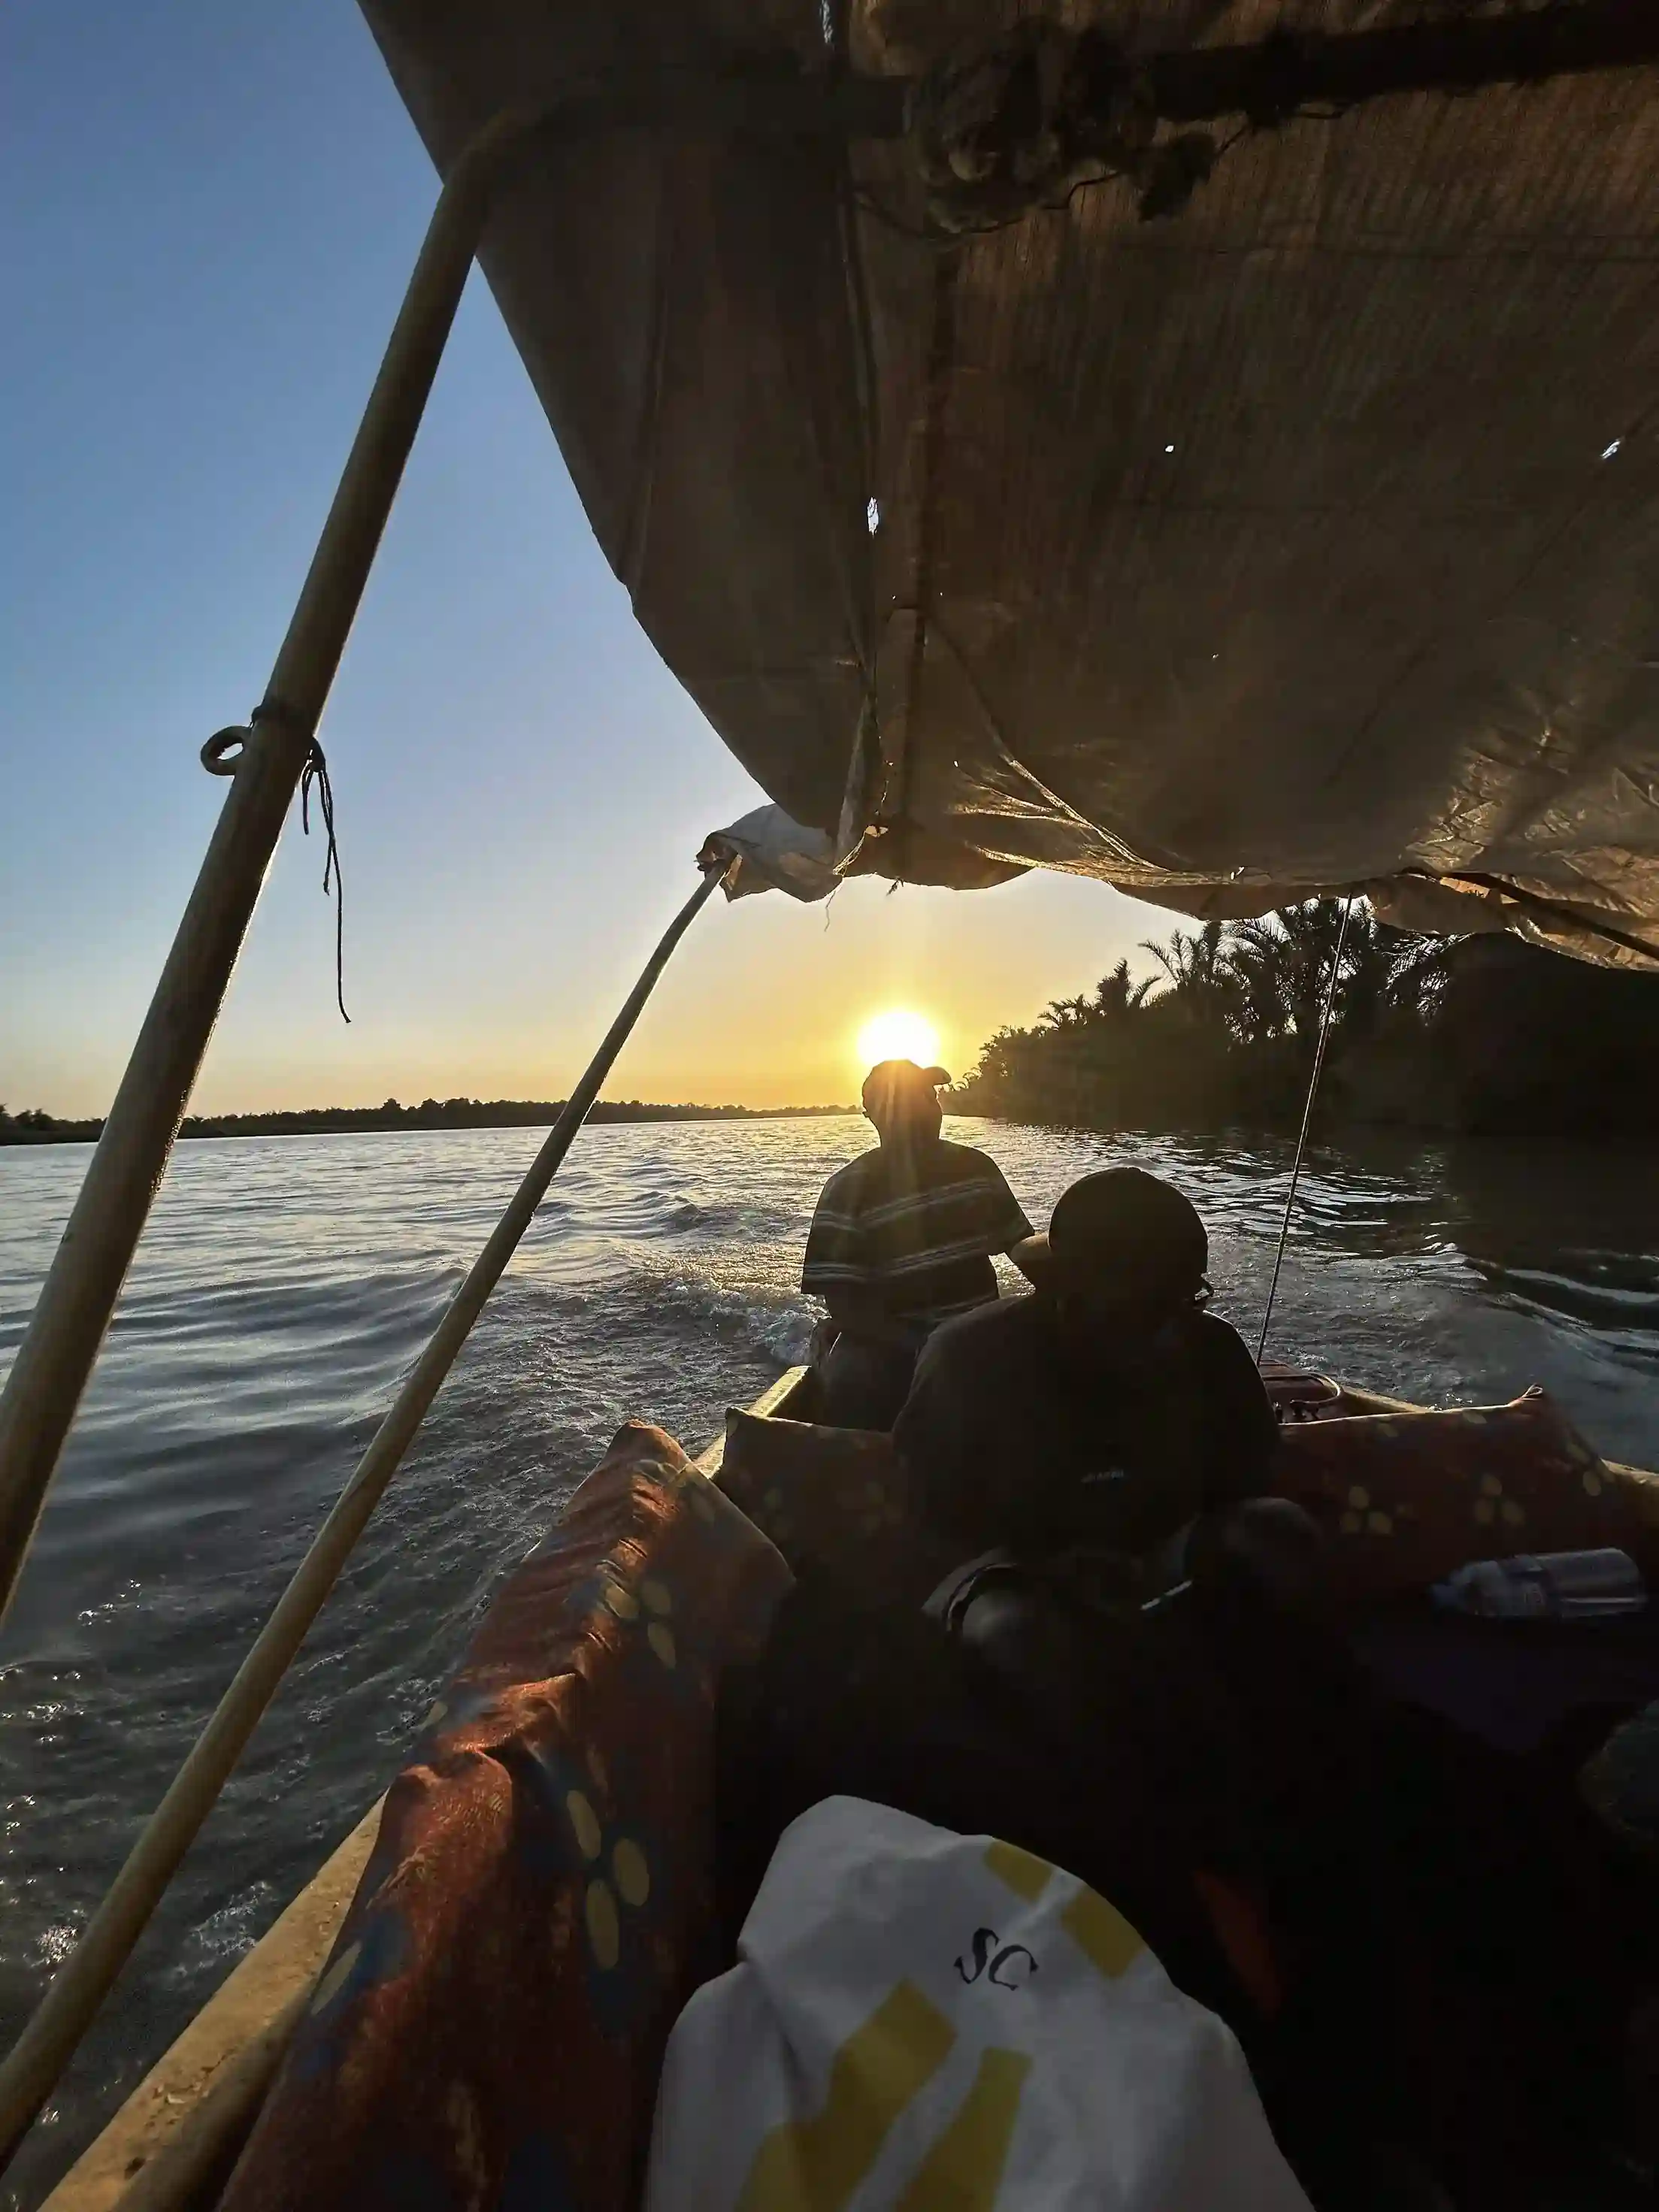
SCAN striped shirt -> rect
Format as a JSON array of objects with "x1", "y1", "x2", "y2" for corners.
[{"x1": 801, "y1": 1142, "x2": 1034, "y2": 1329}]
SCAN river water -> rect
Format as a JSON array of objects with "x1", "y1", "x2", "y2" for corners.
[{"x1": 2, "y1": 1115, "x2": 1657, "y2": 2205}]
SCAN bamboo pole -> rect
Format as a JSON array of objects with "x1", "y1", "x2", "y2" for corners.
[
  {"x1": 38, "y1": 1804, "x2": 383, "y2": 2212},
  {"x1": 0, "y1": 864, "x2": 724, "y2": 2168},
  {"x1": 0, "y1": 59, "x2": 897, "y2": 1639},
  {"x1": 0, "y1": 107, "x2": 540, "y2": 1631}
]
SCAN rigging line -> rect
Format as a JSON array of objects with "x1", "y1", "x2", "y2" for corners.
[
  {"x1": 1257, "y1": 894, "x2": 1355, "y2": 1363},
  {"x1": 299, "y1": 740, "x2": 349, "y2": 1024}
]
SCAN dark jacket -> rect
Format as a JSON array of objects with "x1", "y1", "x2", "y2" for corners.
[{"x1": 893, "y1": 1294, "x2": 1278, "y2": 1558}]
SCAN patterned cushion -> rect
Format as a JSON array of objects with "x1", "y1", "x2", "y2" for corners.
[
  {"x1": 719, "y1": 1412, "x2": 959, "y2": 1605},
  {"x1": 221, "y1": 1422, "x2": 791, "y2": 2212},
  {"x1": 1275, "y1": 1387, "x2": 1659, "y2": 1601}
]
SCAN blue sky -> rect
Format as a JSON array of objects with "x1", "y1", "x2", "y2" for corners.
[{"x1": 1, "y1": 1, "x2": 1169, "y2": 1113}]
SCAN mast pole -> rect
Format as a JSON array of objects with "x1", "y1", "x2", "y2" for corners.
[{"x1": 0, "y1": 110, "x2": 533, "y2": 1629}]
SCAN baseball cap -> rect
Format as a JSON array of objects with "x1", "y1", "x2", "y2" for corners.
[
  {"x1": 861, "y1": 1059, "x2": 951, "y2": 1114},
  {"x1": 1043, "y1": 1167, "x2": 1208, "y2": 1300}
]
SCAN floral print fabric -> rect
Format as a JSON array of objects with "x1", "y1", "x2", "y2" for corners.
[
  {"x1": 1275, "y1": 1387, "x2": 1659, "y2": 1600},
  {"x1": 220, "y1": 1421, "x2": 789, "y2": 2212}
]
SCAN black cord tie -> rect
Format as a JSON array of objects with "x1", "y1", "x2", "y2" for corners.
[
  {"x1": 299, "y1": 741, "x2": 350, "y2": 1024},
  {"x1": 202, "y1": 713, "x2": 350, "y2": 1021}
]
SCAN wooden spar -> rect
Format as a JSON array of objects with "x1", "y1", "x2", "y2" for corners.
[
  {"x1": 0, "y1": 56, "x2": 907, "y2": 1645},
  {"x1": 0, "y1": 107, "x2": 536, "y2": 1633},
  {"x1": 0, "y1": 864, "x2": 724, "y2": 2171},
  {"x1": 38, "y1": 1369, "x2": 811, "y2": 2212}
]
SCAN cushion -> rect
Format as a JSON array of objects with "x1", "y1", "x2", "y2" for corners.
[
  {"x1": 1275, "y1": 1387, "x2": 1659, "y2": 1602},
  {"x1": 719, "y1": 1412, "x2": 977, "y2": 1607},
  {"x1": 719, "y1": 1394, "x2": 1659, "y2": 1616},
  {"x1": 222, "y1": 1422, "x2": 791, "y2": 2212}
]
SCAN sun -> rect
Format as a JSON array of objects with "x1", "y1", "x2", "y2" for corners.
[{"x1": 856, "y1": 1008, "x2": 943, "y2": 1073}]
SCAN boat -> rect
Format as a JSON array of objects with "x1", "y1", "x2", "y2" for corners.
[
  {"x1": 38, "y1": 1363, "x2": 1659, "y2": 2210},
  {"x1": 7, "y1": 2, "x2": 1659, "y2": 2206}
]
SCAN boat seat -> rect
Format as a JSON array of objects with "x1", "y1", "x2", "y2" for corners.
[
  {"x1": 725, "y1": 1390, "x2": 1659, "y2": 1611},
  {"x1": 217, "y1": 1421, "x2": 789, "y2": 2212}
]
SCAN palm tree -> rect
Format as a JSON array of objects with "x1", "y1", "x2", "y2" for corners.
[
  {"x1": 1141, "y1": 918, "x2": 1246, "y2": 1039},
  {"x1": 954, "y1": 897, "x2": 1463, "y2": 1128},
  {"x1": 1094, "y1": 958, "x2": 1153, "y2": 1021},
  {"x1": 1222, "y1": 930, "x2": 1289, "y2": 1042},
  {"x1": 1226, "y1": 901, "x2": 1352, "y2": 1049},
  {"x1": 1038, "y1": 994, "x2": 1092, "y2": 1031},
  {"x1": 1382, "y1": 930, "x2": 1457, "y2": 1017},
  {"x1": 1332, "y1": 905, "x2": 1392, "y2": 1039},
  {"x1": 1223, "y1": 898, "x2": 1455, "y2": 1052},
  {"x1": 1141, "y1": 920, "x2": 1223, "y2": 996}
]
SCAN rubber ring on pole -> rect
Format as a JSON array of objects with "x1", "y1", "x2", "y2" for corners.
[{"x1": 201, "y1": 728, "x2": 249, "y2": 776}]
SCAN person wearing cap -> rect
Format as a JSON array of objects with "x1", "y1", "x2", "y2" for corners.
[
  {"x1": 801, "y1": 1060, "x2": 1040, "y2": 1428},
  {"x1": 894, "y1": 1165, "x2": 1280, "y2": 1574}
]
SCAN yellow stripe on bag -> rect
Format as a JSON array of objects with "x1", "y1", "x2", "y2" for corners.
[
  {"x1": 739, "y1": 1981, "x2": 957, "y2": 2211},
  {"x1": 1061, "y1": 1887, "x2": 1145, "y2": 1979},
  {"x1": 982, "y1": 1839, "x2": 1053, "y2": 1902},
  {"x1": 895, "y1": 2048, "x2": 1033, "y2": 2212}
]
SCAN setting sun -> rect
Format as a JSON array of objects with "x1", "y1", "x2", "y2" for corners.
[{"x1": 855, "y1": 1007, "x2": 943, "y2": 1074}]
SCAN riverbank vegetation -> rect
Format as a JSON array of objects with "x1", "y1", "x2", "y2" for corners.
[
  {"x1": 952, "y1": 900, "x2": 1659, "y2": 1139},
  {"x1": 0, "y1": 1098, "x2": 856, "y2": 1146}
]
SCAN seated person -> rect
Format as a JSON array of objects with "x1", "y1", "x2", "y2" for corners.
[
  {"x1": 801, "y1": 1059, "x2": 1037, "y2": 1429},
  {"x1": 894, "y1": 1165, "x2": 1281, "y2": 1583}
]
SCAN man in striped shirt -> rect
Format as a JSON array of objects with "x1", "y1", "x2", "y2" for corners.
[{"x1": 802, "y1": 1060, "x2": 1038, "y2": 1427}]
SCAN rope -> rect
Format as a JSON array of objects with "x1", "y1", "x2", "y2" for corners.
[
  {"x1": 1256, "y1": 894, "x2": 1355, "y2": 1363},
  {"x1": 201, "y1": 716, "x2": 350, "y2": 1022},
  {"x1": 298, "y1": 741, "x2": 350, "y2": 1024}
]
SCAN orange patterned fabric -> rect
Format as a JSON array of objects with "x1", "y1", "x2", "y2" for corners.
[
  {"x1": 219, "y1": 1422, "x2": 790, "y2": 2212},
  {"x1": 1275, "y1": 1388, "x2": 1659, "y2": 1601}
]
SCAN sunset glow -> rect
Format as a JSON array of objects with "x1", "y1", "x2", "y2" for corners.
[{"x1": 855, "y1": 1008, "x2": 943, "y2": 1075}]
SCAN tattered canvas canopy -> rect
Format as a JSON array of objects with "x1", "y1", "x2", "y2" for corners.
[{"x1": 362, "y1": 2, "x2": 1659, "y2": 966}]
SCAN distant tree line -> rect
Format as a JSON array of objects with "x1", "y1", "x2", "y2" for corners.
[
  {"x1": 0, "y1": 1097, "x2": 857, "y2": 1147},
  {"x1": 951, "y1": 900, "x2": 1659, "y2": 1139}
]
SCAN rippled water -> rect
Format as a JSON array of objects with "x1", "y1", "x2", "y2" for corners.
[{"x1": 2, "y1": 1115, "x2": 1657, "y2": 2206}]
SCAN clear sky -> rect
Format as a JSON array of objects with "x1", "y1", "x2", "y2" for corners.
[{"x1": 1, "y1": 2, "x2": 1174, "y2": 1115}]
